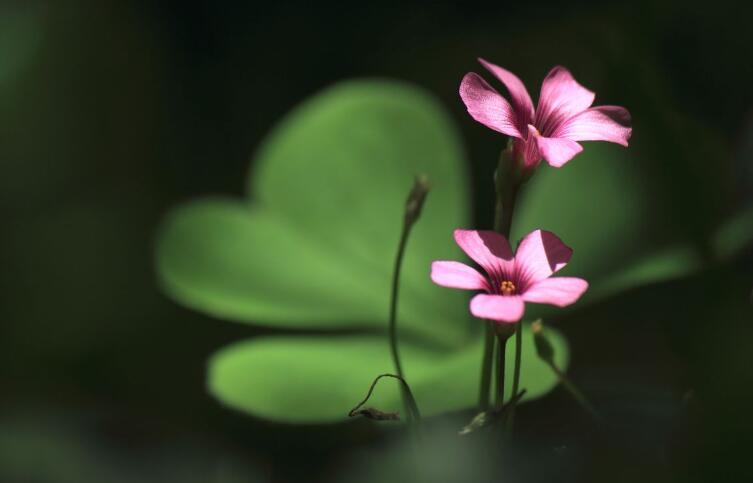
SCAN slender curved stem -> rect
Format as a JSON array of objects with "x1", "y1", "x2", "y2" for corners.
[
  {"x1": 389, "y1": 220, "x2": 412, "y2": 417},
  {"x1": 386, "y1": 176, "x2": 429, "y2": 423},
  {"x1": 349, "y1": 373, "x2": 421, "y2": 422},
  {"x1": 548, "y1": 363, "x2": 602, "y2": 421},
  {"x1": 389, "y1": 223, "x2": 409, "y2": 379}
]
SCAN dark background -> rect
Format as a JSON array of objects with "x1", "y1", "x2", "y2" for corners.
[{"x1": 2, "y1": 1, "x2": 752, "y2": 481}]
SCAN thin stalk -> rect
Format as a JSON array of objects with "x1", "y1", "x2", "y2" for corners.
[
  {"x1": 389, "y1": 219, "x2": 413, "y2": 418},
  {"x1": 478, "y1": 150, "x2": 520, "y2": 411},
  {"x1": 388, "y1": 176, "x2": 429, "y2": 419},
  {"x1": 532, "y1": 319, "x2": 600, "y2": 420},
  {"x1": 494, "y1": 186, "x2": 517, "y2": 239},
  {"x1": 495, "y1": 333, "x2": 508, "y2": 408},
  {"x1": 349, "y1": 373, "x2": 421, "y2": 422},
  {"x1": 478, "y1": 322, "x2": 495, "y2": 409},
  {"x1": 497, "y1": 162, "x2": 524, "y2": 432},
  {"x1": 389, "y1": 222, "x2": 409, "y2": 381},
  {"x1": 506, "y1": 322, "x2": 523, "y2": 431},
  {"x1": 548, "y1": 363, "x2": 602, "y2": 421}
]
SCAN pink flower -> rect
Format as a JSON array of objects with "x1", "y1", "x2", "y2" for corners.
[
  {"x1": 431, "y1": 229, "x2": 588, "y2": 323},
  {"x1": 459, "y1": 58, "x2": 632, "y2": 169}
]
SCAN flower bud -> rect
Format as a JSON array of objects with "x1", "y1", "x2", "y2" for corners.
[
  {"x1": 404, "y1": 174, "x2": 430, "y2": 226},
  {"x1": 532, "y1": 319, "x2": 555, "y2": 365}
]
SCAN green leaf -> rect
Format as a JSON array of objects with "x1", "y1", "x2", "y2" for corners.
[
  {"x1": 158, "y1": 81, "x2": 575, "y2": 423},
  {"x1": 512, "y1": 143, "x2": 706, "y2": 306},
  {"x1": 712, "y1": 205, "x2": 753, "y2": 262},
  {"x1": 592, "y1": 243, "x2": 704, "y2": 299},
  {"x1": 156, "y1": 80, "x2": 471, "y2": 347},
  {"x1": 0, "y1": 7, "x2": 42, "y2": 91},
  {"x1": 513, "y1": 144, "x2": 709, "y2": 318},
  {"x1": 515, "y1": 143, "x2": 651, "y2": 284},
  {"x1": 208, "y1": 322, "x2": 568, "y2": 423}
]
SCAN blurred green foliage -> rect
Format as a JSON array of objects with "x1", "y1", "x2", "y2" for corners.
[
  {"x1": 3, "y1": 0, "x2": 753, "y2": 481},
  {"x1": 156, "y1": 81, "x2": 472, "y2": 348},
  {"x1": 157, "y1": 80, "x2": 568, "y2": 422},
  {"x1": 0, "y1": 412, "x2": 262, "y2": 483},
  {"x1": 0, "y1": 7, "x2": 41, "y2": 91},
  {"x1": 156, "y1": 79, "x2": 738, "y2": 423},
  {"x1": 209, "y1": 324, "x2": 567, "y2": 423}
]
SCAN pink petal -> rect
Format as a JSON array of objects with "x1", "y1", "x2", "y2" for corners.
[
  {"x1": 478, "y1": 58, "x2": 534, "y2": 128},
  {"x1": 431, "y1": 261, "x2": 490, "y2": 291},
  {"x1": 459, "y1": 72, "x2": 522, "y2": 138},
  {"x1": 523, "y1": 277, "x2": 589, "y2": 307},
  {"x1": 470, "y1": 294, "x2": 525, "y2": 322},
  {"x1": 512, "y1": 136, "x2": 542, "y2": 170},
  {"x1": 514, "y1": 230, "x2": 573, "y2": 284},
  {"x1": 554, "y1": 105, "x2": 632, "y2": 146},
  {"x1": 530, "y1": 126, "x2": 584, "y2": 168},
  {"x1": 454, "y1": 229, "x2": 514, "y2": 275},
  {"x1": 536, "y1": 66, "x2": 595, "y2": 135}
]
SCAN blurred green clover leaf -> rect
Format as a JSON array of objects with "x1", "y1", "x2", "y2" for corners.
[
  {"x1": 0, "y1": 7, "x2": 43, "y2": 91},
  {"x1": 155, "y1": 80, "x2": 704, "y2": 423}
]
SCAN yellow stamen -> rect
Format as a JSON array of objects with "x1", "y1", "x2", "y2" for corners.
[{"x1": 500, "y1": 280, "x2": 516, "y2": 295}]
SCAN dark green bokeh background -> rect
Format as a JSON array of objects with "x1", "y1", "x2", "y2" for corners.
[{"x1": 2, "y1": 1, "x2": 752, "y2": 481}]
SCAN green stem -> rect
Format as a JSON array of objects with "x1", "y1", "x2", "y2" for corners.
[
  {"x1": 386, "y1": 176, "x2": 429, "y2": 425},
  {"x1": 497, "y1": 161, "x2": 524, "y2": 431},
  {"x1": 478, "y1": 149, "x2": 520, "y2": 411},
  {"x1": 495, "y1": 333, "x2": 508, "y2": 408},
  {"x1": 389, "y1": 220, "x2": 411, "y2": 416},
  {"x1": 506, "y1": 322, "x2": 523, "y2": 431},
  {"x1": 478, "y1": 322, "x2": 495, "y2": 409},
  {"x1": 349, "y1": 373, "x2": 421, "y2": 422},
  {"x1": 548, "y1": 362, "x2": 602, "y2": 421},
  {"x1": 495, "y1": 186, "x2": 517, "y2": 239}
]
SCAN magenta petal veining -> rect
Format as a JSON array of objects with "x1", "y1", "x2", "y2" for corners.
[{"x1": 459, "y1": 58, "x2": 632, "y2": 169}]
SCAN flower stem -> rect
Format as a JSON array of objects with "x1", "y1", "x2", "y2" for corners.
[
  {"x1": 478, "y1": 322, "x2": 495, "y2": 409},
  {"x1": 547, "y1": 362, "x2": 602, "y2": 421},
  {"x1": 479, "y1": 147, "x2": 520, "y2": 411},
  {"x1": 494, "y1": 184, "x2": 517, "y2": 239},
  {"x1": 390, "y1": 223, "x2": 410, "y2": 378},
  {"x1": 389, "y1": 222, "x2": 409, "y2": 408},
  {"x1": 506, "y1": 322, "x2": 523, "y2": 431},
  {"x1": 496, "y1": 148, "x2": 525, "y2": 433},
  {"x1": 532, "y1": 320, "x2": 602, "y2": 422},
  {"x1": 495, "y1": 332, "x2": 508, "y2": 408},
  {"x1": 389, "y1": 176, "x2": 430, "y2": 418}
]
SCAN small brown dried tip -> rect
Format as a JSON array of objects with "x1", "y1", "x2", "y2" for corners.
[
  {"x1": 349, "y1": 407, "x2": 400, "y2": 421},
  {"x1": 404, "y1": 174, "x2": 430, "y2": 226}
]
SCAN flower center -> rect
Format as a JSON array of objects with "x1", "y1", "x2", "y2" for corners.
[{"x1": 499, "y1": 280, "x2": 516, "y2": 295}]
